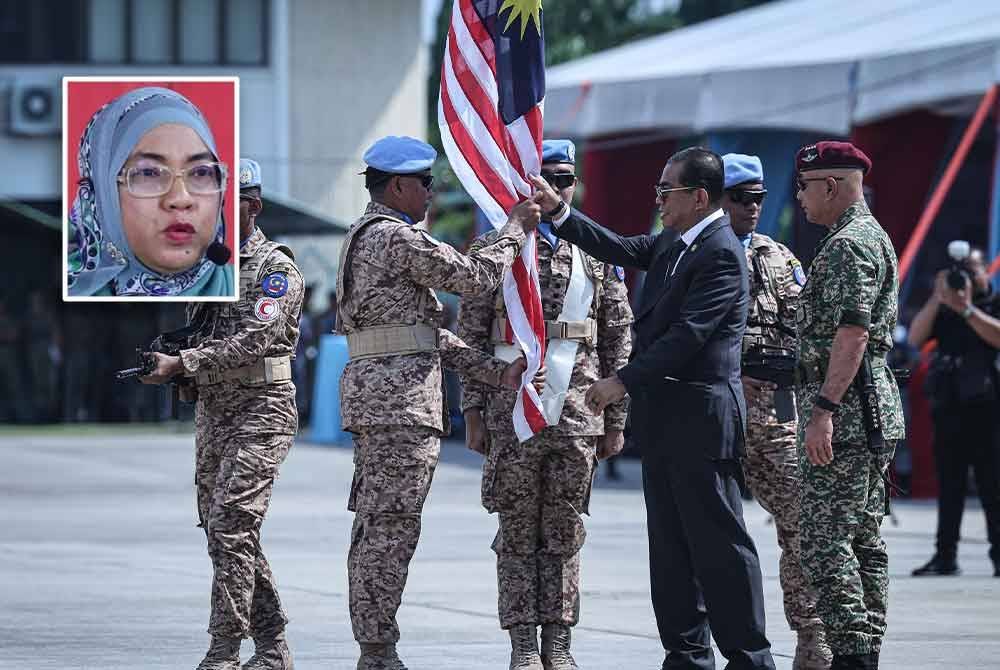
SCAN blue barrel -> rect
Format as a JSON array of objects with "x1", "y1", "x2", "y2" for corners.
[{"x1": 309, "y1": 333, "x2": 352, "y2": 444}]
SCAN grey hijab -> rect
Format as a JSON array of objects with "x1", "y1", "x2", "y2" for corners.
[{"x1": 67, "y1": 87, "x2": 228, "y2": 296}]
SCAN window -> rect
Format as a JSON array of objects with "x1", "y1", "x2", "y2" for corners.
[
  {"x1": 0, "y1": 0, "x2": 266, "y2": 65},
  {"x1": 0, "y1": 1, "x2": 86, "y2": 63},
  {"x1": 179, "y1": 0, "x2": 220, "y2": 64}
]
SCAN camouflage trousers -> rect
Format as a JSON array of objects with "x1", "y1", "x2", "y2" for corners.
[
  {"x1": 347, "y1": 425, "x2": 440, "y2": 644},
  {"x1": 195, "y1": 432, "x2": 294, "y2": 639},
  {"x1": 743, "y1": 418, "x2": 823, "y2": 633},
  {"x1": 482, "y1": 431, "x2": 597, "y2": 628},
  {"x1": 799, "y1": 441, "x2": 895, "y2": 656}
]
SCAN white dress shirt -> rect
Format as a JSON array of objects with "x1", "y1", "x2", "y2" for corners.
[{"x1": 671, "y1": 208, "x2": 724, "y2": 276}]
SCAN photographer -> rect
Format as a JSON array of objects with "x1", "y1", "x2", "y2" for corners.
[{"x1": 909, "y1": 245, "x2": 1000, "y2": 577}]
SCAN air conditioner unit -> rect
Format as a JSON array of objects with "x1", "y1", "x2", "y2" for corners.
[{"x1": 7, "y1": 78, "x2": 61, "y2": 137}]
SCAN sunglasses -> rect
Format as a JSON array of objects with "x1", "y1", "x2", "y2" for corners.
[
  {"x1": 728, "y1": 189, "x2": 767, "y2": 206},
  {"x1": 541, "y1": 172, "x2": 577, "y2": 190},
  {"x1": 401, "y1": 173, "x2": 434, "y2": 190},
  {"x1": 796, "y1": 176, "x2": 844, "y2": 192},
  {"x1": 654, "y1": 183, "x2": 698, "y2": 199}
]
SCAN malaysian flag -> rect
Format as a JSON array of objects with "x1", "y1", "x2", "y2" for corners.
[{"x1": 438, "y1": 0, "x2": 547, "y2": 442}]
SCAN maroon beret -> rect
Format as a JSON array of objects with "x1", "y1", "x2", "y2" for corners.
[{"x1": 796, "y1": 141, "x2": 872, "y2": 175}]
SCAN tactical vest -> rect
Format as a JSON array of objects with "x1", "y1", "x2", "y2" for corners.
[
  {"x1": 744, "y1": 235, "x2": 800, "y2": 352},
  {"x1": 186, "y1": 239, "x2": 297, "y2": 388},
  {"x1": 489, "y1": 248, "x2": 605, "y2": 347},
  {"x1": 336, "y1": 213, "x2": 439, "y2": 360}
]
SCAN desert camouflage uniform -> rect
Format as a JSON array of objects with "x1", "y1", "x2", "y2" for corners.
[
  {"x1": 180, "y1": 226, "x2": 304, "y2": 640},
  {"x1": 458, "y1": 230, "x2": 632, "y2": 629},
  {"x1": 338, "y1": 201, "x2": 525, "y2": 645},
  {"x1": 795, "y1": 201, "x2": 904, "y2": 656},
  {"x1": 741, "y1": 234, "x2": 825, "y2": 645}
]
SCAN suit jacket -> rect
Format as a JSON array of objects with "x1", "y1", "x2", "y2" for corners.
[{"x1": 554, "y1": 208, "x2": 749, "y2": 460}]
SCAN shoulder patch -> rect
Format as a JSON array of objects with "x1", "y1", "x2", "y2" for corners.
[
  {"x1": 790, "y1": 260, "x2": 806, "y2": 286},
  {"x1": 261, "y1": 272, "x2": 289, "y2": 297},
  {"x1": 254, "y1": 296, "x2": 281, "y2": 322},
  {"x1": 614, "y1": 265, "x2": 625, "y2": 281}
]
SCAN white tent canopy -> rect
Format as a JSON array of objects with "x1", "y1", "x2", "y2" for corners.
[{"x1": 544, "y1": 0, "x2": 1000, "y2": 138}]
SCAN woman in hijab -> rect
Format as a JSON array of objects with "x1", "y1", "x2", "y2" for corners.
[{"x1": 67, "y1": 86, "x2": 234, "y2": 297}]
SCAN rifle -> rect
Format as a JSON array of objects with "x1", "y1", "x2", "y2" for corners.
[{"x1": 115, "y1": 315, "x2": 207, "y2": 417}]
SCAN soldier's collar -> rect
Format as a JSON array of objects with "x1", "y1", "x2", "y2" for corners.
[
  {"x1": 816, "y1": 200, "x2": 869, "y2": 251},
  {"x1": 240, "y1": 227, "x2": 266, "y2": 257},
  {"x1": 365, "y1": 201, "x2": 415, "y2": 225}
]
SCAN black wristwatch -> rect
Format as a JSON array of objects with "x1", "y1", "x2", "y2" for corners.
[
  {"x1": 814, "y1": 395, "x2": 840, "y2": 413},
  {"x1": 545, "y1": 201, "x2": 566, "y2": 219}
]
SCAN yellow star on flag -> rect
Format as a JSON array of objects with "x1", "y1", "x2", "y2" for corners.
[{"x1": 499, "y1": 0, "x2": 542, "y2": 39}]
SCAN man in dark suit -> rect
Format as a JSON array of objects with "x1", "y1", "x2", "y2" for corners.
[{"x1": 529, "y1": 147, "x2": 775, "y2": 670}]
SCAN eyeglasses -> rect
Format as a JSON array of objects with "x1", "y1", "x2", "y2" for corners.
[
  {"x1": 400, "y1": 173, "x2": 434, "y2": 190},
  {"x1": 118, "y1": 162, "x2": 228, "y2": 198},
  {"x1": 796, "y1": 176, "x2": 844, "y2": 192},
  {"x1": 541, "y1": 172, "x2": 577, "y2": 190},
  {"x1": 728, "y1": 189, "x2": 767, "y2": 206},
  {"x1": 654, "y1": 183, "x2": 698, "y2": 199}
]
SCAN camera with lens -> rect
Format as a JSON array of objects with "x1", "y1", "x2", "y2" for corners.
[{"x1": 946, "y1": 240, "x2": 972, "y2": 290}]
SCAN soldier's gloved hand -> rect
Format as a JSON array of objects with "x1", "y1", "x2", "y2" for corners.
[
  {"x1": 741, "y1": 375, "x2": 776, "y2": 404},
  {"x1": 507, "y1": 197, "x2": 542, "y2": 234},
  {"x1": 805, "y1": 408, "x2": 835, "y2": 466},
  {"x1": 139, "y1": 353, "x2": 183, "y2": 385},
  {"x1": 527, "y1": 173, "x2": 562, "y2": 213},
  {"x1": 597, "y1": 430, "x2": 624, "y2": 460},
  {"x1": 464, "y1": 408, "x2": 487, "y2": 455}
]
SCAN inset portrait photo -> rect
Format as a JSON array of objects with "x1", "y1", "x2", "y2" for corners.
[{"x1": 63, "y1": 77, "x2": 239, "y2": 301}]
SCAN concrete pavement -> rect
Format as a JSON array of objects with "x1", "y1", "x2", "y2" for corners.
[{"x1": 1, "y1": 428, "x2": 997, "y2": 669}]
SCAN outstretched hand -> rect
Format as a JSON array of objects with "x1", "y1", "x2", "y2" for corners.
[
  {"x1": 508, "y1": 197, "x2": 543, "y2": 234},
  {"x1": 527, "y1": 174, "x2": 562, "y2": 212}
]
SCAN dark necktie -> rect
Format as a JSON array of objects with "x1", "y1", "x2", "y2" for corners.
[{"x1": 665, "y1": 239, "x2": 688, "y2": 280}]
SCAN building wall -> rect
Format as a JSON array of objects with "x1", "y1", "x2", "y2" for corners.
[
  {"x1": 0, "y1": 0, "x2": 429, "y2": 225},
  {"x1": 287, "y1": 0, "x2": 428, "y2": 224}
]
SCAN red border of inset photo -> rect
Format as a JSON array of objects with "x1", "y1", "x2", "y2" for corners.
[{"x1": 62, "y1": 76, "x2": 239, "y2": 302}]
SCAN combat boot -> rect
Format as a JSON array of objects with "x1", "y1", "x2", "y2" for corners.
[
  {"x1": 911, "y1": 552, "x2": 960, "y2": 576},
  {"x1": 540, "y1": 623, "x2": 578, "y2": 670},
  {"x1": 242, "y1": 631, "x2": 293, "y2": 670},
  {"x1": 357, "y1": 643, "x2": 407, "y2": 670},
  {"x1": 830, "y1": 651, "x2": 878, "y2": 670},
  {"x1": 793, "y1": 626, "x2": 832, "y2": 669},
  {"x1": 508, "y1": 624, "x2": 544, "y2": 670},
  {"x1": 196, "y1": 635, "x2": 241, "y2": 670}
]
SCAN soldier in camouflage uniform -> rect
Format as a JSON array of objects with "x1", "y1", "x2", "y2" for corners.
[
  {"x1": 721, "y1": 154, "x2": 830, "y2": 669},
  {"x1": 793, "y1": 142, "x2": 905, "y2": 670},
  {"x1": 337, "y1": 136, "x2": 543, "y2": 670},
  {"x1": 144, "y1": 159, "x2": 302, "y2": 670},
  {"x1": 458, "y1": 140, "x2": 633, "y2": 670}
]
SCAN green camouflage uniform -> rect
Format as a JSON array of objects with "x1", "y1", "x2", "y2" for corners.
[{"x1": 795, "y1": 201, "x2": 905, "y2": 656}]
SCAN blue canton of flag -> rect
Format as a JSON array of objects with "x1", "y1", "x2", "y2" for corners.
[{"x1": 472, "y1": 0, "x2": 545, "y2": 125}]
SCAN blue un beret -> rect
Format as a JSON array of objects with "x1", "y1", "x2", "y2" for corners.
[
  {"x1": 722, "y1": 153, "x2": 764, "y2": 189},
  {"x1": 542, "y1": 139, "x2": 576, "y2": 165},
  {"x1": 239, "y1": 158, "x2": 262, "y2": 190},
  {"x1": 363, "y1": 136, "x2": 437, "y2": 174}
]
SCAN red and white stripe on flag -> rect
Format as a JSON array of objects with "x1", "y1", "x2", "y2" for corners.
[{"x1": 438, "y1": 0, "x2": 547, "y2": 442}]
